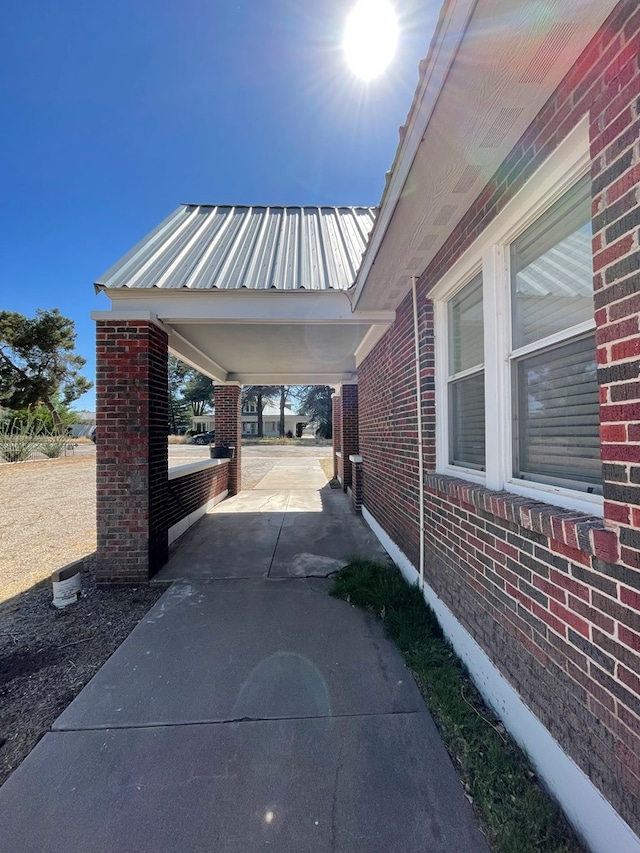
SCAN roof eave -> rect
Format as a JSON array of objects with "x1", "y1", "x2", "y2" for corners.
[{"x1": 350, "y1": 0, "x2": 474, "y2": 309}]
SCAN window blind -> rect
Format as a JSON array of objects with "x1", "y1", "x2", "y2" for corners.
[
  {"x1": 515, "y1": 335, "x2": 602, "y2": 490},
  {"x1": 449, "y1": 273, "x2": 484, "y2": 374},
  {"x1": 450, "y1": 371, "x2": 486, "y2": 470}
]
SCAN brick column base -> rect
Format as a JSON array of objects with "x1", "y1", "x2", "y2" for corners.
[
  {"x1": 214, "y1": 384, "x2": 242, "y2": 495},
  {"x1": 349, "y1": 455, "x2": 363, "y2": 513}
]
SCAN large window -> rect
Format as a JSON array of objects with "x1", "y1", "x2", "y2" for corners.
[
  {"x1": 435, "y1": 121, "x2": 602, "y2": 513},
  {"x1": 510, "y1": 176, "x2": 600, "y2": 492},
  {"x1": 447, "y1": 275, "x2": 485, "y2": 470}
]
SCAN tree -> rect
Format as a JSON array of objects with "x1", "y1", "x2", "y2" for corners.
[
  {"x1": 168, "y1": 356, "x2": 191, "y2": 433},
  {"x1": 278, "y1": 385, "x2": 290, "y2": 438},
  {"x1": 182, "y1": 372, "x2": 214, "y2": 417},
  {"x1": 0, "y1": 309, "x2": 92, "y2": 431},
  {"x1": 296, "y1": 385, "x2": 333, "y2": 438},
  {"x1": 242, "y1": 385, "x2": 275, "y2": 438},
  {"x1": 168, "y1": 356, "x2": 214, "y2": 433}
]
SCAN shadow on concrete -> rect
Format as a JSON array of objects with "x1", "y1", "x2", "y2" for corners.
[{"x1": 154, "y1": 484, "x2": 390, "y2": 583}]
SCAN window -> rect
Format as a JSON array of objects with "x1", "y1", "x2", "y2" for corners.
[
  {"x1": 434, "y1": 119, "x2": 602, "y2": 513},
  {"x1": 510, "y1": 176, "x2": 601, "y2": 493},
  {"x1": 447, "y1": 274, "x2": 485, "y2": 470}
]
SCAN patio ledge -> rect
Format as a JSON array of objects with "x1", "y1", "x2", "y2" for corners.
[
  {"x1": 349, "y1": 454, "x2": 363, "y2": 463},
  {"x1": 168, "y1": 458, "x2": 229, "y2": 481}
]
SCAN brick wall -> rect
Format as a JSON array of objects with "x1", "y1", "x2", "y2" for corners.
[
  {"x1": 167, "y1": 463, "x2": 229, "y2": 531},
  {"x1": 359, "y1": 0, "x2": 640, "y2": 834},
  {"x1": 95, "y1": 320, "x2": 168, "y2": 585},
  {"x1": 341, "y1": 384, "x2": 359, "y2": 490},
  {"x1": 213, "y1": 385, "x2": 242, "y2": 495},
  {"x1": 332, "y1": 392, "x2": 342, "y2": 481}
]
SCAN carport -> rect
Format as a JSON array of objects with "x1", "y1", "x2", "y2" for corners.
[{"x1": 92, "y1": 205, "x2": 393, "y2": 585}]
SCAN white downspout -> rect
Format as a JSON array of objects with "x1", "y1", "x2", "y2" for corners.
[{"x1": 411, "y1": 276, "x2": 425, "y2": 588}]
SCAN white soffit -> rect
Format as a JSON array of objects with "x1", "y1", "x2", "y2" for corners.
[
  {"x1": 354, "y1": 0, "x2": 619, "y2": 312},
  {"x1": 167, "y1": 321, "x2": 368, "y2": 385},
  {"x1": 96, "y1": 289, "x2": 395, "y2": 387}
]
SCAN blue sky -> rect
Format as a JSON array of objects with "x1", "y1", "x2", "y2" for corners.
[{"x1": 0, "y1": 0, "x2": 436, "y2": 410}]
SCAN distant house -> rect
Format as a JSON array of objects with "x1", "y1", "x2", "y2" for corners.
[
  {"x1": 69, "y1": 410, "x2": 96, "y2": 439},
  {"x1": 192, "y1": 401, "x2": 303, "y2": 437}
]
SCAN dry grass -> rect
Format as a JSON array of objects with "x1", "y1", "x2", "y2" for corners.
[
  {"x1": 0, "y1": 456, "x2": 97, "y2": 603},
  {"x1": 319, "y1": 456, "x2": 334, "y2": 480}
]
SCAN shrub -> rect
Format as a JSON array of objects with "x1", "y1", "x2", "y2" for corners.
[
  {"x1": 39, "y1": 432, "x2": 71, "y2": 458},
  {"x1": 0, "y1": 414, "x2": 45, "y2": 462}
]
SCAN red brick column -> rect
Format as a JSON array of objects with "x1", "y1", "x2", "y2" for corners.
[
  {"x1": 95, "y1": 320, "x2": 168, "y2": 585},
  {"x1": 332, "y1": 391, "x2": 342, "y2": 481},
  {"x1": 341, "y1": 384, "x2": 359, "y2": 491},
  {"x1": 214, "y1": 384, "x2": 242, "y2": 495},
  {"x1": 590, "y1": 37, "x2": 640, "y2": 572},
  {"x1": 349, "y1": 455, "x2": 363, "y2": 512}
]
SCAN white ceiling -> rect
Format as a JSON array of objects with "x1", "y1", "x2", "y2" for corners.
[{"x1": 95, "y1": 291, "x2": 394, "y2": 385}]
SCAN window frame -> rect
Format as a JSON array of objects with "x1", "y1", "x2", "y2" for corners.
[{"x1": 433, "y1": 116, "x2": 602, "y2": 515}]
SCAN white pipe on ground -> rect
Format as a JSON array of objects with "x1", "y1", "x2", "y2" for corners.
[{"x1": 411, "y1": 275, "x2": 425, "y2": 588}]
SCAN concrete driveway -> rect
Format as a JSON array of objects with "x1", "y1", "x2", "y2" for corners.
[{"x1": 0, "y1": 453, "x2": 490, "y2": 853}]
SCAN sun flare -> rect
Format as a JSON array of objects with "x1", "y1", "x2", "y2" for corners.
[{"x1": 343, "y1": 0, "x2": 398, "y2": 81}]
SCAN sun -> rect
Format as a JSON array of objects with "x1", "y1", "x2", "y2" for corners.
[{"x1": 343, "y1": 0, "x2": 398, "y2": 81}]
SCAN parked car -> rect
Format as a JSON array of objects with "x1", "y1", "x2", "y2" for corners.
[{"x1": 192, "y1": 430, "x2": 215, "y2": 445}]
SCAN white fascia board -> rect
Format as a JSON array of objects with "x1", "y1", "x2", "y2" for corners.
[
  {"x1": 105, "y1": 289, "x2": 395, "y2": 325},
  {"x1": 350, "y1": 0, "x2": 476, "y2": 310},
  {"x1": 228, "y1": 371, "x2": 357, "y2": 385},
  {"x1": 354, "y1": 323, "x2": 393, "y2": 366},
  {"x1": 90, "y1": 309, "x2": 166, "y2": 330}
]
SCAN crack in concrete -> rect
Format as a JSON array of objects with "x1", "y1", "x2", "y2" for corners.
[{"x1": 53, "y1": 709, "x2": 427, "y2": 733}]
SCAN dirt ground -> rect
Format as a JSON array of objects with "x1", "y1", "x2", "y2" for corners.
[{"x1": 0, "y1": 446, "x2": 332, "y2": 787}]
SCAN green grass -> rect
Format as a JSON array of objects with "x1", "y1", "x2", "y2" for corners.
[{"x1": 330, "y1": 559, "x2": 584, "y2": 853}]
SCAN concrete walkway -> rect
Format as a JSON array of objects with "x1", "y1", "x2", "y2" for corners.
[{"x1": 0, "y1": 456, "x2": 490, "y2": 852}]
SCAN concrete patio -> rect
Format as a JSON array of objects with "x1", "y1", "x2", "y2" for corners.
[{"x1": 0, "y1": 456, "x2": 490, "y2": 852}]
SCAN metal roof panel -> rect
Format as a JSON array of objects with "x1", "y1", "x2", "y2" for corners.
[{"x1": 95, "y1": 205, "x2": 376, "y2": 292}]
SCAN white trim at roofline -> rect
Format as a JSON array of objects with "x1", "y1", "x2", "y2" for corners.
[
  {"x1": 362, "y1": 506, "x2": 640, "y2": 853},
  {"x1": 349, "y1": 0, "x2": 477, "y2": 310},
  {"x1": 354, "y1": 324, "x2": 394, "y2": 367},
  {"x1": 90, "y1": 309, "x2": 166, "y2": 330},
  {"x1": 102, "y1": 290, "x2": 396, "y2": 324}
]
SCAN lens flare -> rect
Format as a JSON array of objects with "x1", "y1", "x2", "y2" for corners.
[{"x1": 343, "y1": 0, "x2": 398, "y2": 81}]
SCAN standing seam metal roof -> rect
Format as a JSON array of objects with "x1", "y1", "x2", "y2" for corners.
[{"x1": 95, "y1": 205, "x2": 377, "y2": 292}]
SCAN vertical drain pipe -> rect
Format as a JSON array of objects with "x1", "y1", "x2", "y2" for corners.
[{"x1": 411, "y1": 276, "x2": 425, "y2": 588}]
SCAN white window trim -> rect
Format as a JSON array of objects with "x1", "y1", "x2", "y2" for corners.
[{"x1": 434, "y1": 116, "x2": 603, "y2": 516}]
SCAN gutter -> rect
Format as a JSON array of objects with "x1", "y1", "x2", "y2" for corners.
[{"x1": 349, "y1": 0, "x2": 478, "y2": 311}]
